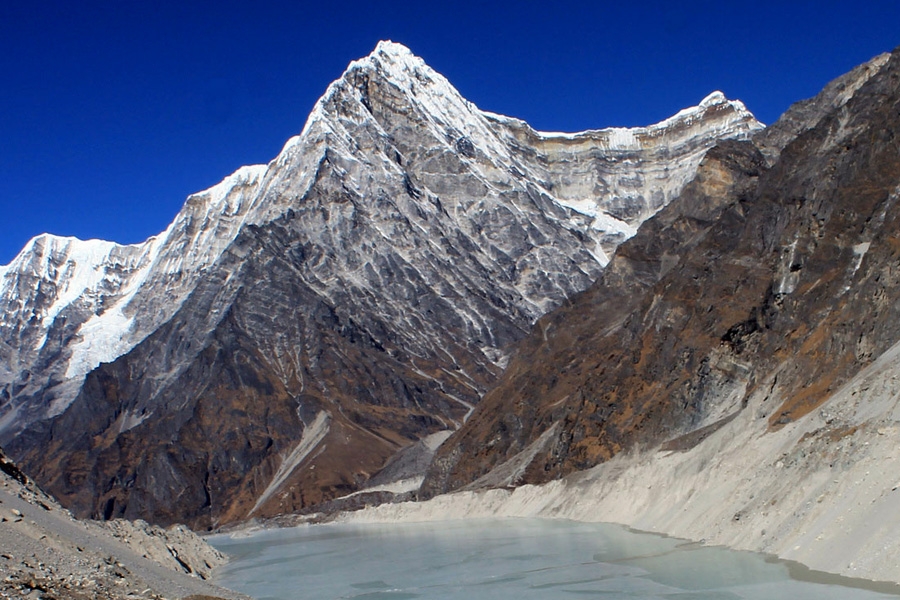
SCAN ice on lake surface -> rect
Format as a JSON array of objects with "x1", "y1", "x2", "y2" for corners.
[{"x1": 209, "y1": 518, "x2": 897, "y2": 600}]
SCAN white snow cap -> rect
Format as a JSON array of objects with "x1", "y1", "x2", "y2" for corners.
[
  {"x1": 700, "y1": 90, "x2": 728, "y2": 106},
  {"x1": 374, "y1": 39, "x2": 414, "y2": 56}
]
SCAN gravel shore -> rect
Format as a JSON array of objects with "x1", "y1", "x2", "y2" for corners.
[
  {"x1": 340, "y1": 340, "x2": 900, "y2": 589},
  {"x1": 0, "y1": 449, "x2": 248, "y2": 600}
]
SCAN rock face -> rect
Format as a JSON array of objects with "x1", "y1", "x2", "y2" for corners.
[
  {"x1": 0, "y1": 42, "x2": 760, "y2": 529},
  {"x1": 0, "y1": 164, "x2": 269, "y2": 440},
  {"x1": 421, "y1": 49, "x2": 898, "y2": 496}
]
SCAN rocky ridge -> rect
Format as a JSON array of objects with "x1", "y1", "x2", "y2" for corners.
[
  {"x1": 0, "y1": 45, "x2": 759, "y2": 446},
  {"x1": 330, "y1": 49, "x2": 900, "y2": 587},
  {"x1": 0, "y1": 447, "x2": 244, "y2": 600},
  {"x1": 2, "y1": 42, "x2": 760, "y2": 528},
  {"x1": 345, "y1": 301, "x2": 900, "y2": 585},
  {"x1": 422, "y1": 46, "x2": 899, "y2": 502}
]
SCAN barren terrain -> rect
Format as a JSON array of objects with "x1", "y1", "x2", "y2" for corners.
[{"x1": 0, "y1": 449, "x2": 245, "y2": 600}]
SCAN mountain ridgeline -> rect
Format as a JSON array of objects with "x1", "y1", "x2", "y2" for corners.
[
  {"x1": 422, "y1": 49, "x2": 900, "y2": 495},
  {"x1": 0, "y1": 42, "x2": 761, "y2": 528}
]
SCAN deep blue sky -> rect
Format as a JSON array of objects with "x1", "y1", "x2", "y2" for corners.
[{"x1": 2, "y1": 1, "x2": 899, "y2": 265}]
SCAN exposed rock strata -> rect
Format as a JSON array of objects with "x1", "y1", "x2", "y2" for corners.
[
  {"x1": 332, "y1": 51, "x2": 900, "y2": 587},
  {"x1": 422, "y1": 49, "x2": 900, "y2": 503},
  {"x1": 2, "y1": 42, "x2": 759, "y2": 527},
  {"x1": 344, "y1": 334, "x2": 900, "y2": 586}
]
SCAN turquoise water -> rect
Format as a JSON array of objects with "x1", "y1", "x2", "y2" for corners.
[{"x1": 210, "y1": 519, "x2": 897, "y2": 600}]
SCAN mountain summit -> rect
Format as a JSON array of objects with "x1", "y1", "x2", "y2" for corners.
[{"x1": 1, "y1": 42, "x2": 760, "y2": 527}]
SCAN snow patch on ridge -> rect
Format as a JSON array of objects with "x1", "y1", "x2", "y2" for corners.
[
  {"x1": 3, "y1": 235, "x2": 147, "y2": 329},
  {"x1": 63, "y1": 308, "x2": 134, "y2": 381},
  {"x1": 190, "y1": 164, "x2": 267, "y2": 215},
  {"x1": 518, "y1": 90, "x2": 760, "y2": 144},
  {"x1": 25, "y1": 237, "x2": 123, "y2": 324},
  {"x1": 58, "y1": 234, "x2": 165, "y2": 382},
  {"x1": 62, "y1": 163, "x2": 269, "y2": 382}
]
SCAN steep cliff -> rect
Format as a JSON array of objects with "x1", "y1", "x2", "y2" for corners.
[{"x1": 422, "y1": 49, "x2": 898, "y2": 497}]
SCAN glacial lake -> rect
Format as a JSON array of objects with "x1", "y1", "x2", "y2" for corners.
[{"x1": 210, "y1": 518, "x2": 898, "y2": 600}]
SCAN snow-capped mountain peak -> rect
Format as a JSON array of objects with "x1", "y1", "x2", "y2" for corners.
[{"x1": 2, "y1": 41, "x2": 764, "y2": 527}]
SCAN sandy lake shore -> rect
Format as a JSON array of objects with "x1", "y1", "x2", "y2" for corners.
[{"x1": 336, "y1": 340, "x2": 900, "y2": 590}]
